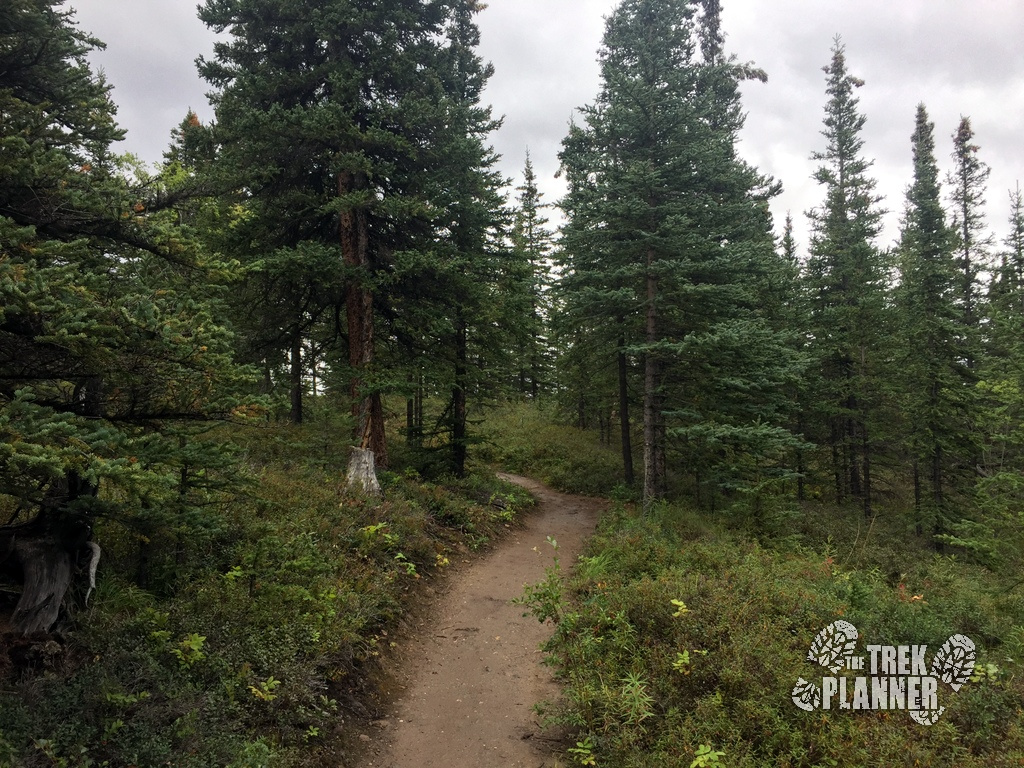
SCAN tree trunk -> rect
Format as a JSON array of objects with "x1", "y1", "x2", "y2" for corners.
[
  {"x1": 643, "y1": 249, "x2": 666, "y2": 513},
  {"x1": 346, "y1": 447, "x2": 382, "y2": 497},
  {"x1": 795, "y1": 411, "x2": 805, "y2": 502},
  {"x1": 290, "y1": 329, "x2": 303, "y2": 424},
  {"x1": 932, "y1": 445, "x2": 944, "y2": 549},
  {"x1": 340, "y1": 169, "x2": 387, "y2": 474},
  {"x1": 452, "y1": 318, "x2": 468, "y2": 478},
  {"x1": 3, "y1": 471, "x2": 99, "y2": 635},
  {"x1": 617, "y1": 336, "x2": 635, "y2": 486},
  {"x1": 913, "y1": 459, "x2": 922, "y2": 536},
  {"x1": 861, "y1": 419, "x2": 872, "y2": 519},
  {"x1": 831, "y1": 420, "x2": 843, "y2": 505}
]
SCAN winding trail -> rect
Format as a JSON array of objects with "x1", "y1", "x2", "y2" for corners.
[{"x1": 356, "y1": 474, "x2": 603, "y2": 768}]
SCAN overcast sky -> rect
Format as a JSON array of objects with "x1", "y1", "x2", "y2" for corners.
[{"x1": 71, "y1": 1, "x2": 1024, "y2": 253}]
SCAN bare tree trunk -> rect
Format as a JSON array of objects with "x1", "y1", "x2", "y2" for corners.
[
  {"x1": 340, "y1": 169, "x2": 388, "y2": 478},
  {"x1": 346, "y1": 447, "x2": 382, "y2": 497},
  {"x1": 4, "y1": 470, "x2": 98, "y2": 635}
]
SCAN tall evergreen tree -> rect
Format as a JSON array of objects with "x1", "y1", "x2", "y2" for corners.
[
  {"x1": 509, "y1": 151, "x2": 554, "y2": 398},
  {"x1": 423, "y1": 0, "x2": 507, "y2": 477},
  {"x1": 947, "y1": 116, "x2": 992, "y2": 372},
  {"x1": 804, "y1": 39, "x2": 886, "y2": 515},
  {"x1": 196, "y1": 0, "x2": 480, "y2": 487},
  {"x1": 895, "y1": 104, "x2": 973, "y2": 541},
  {"x1": 558, "y1": 0, "x2": 796, "y2": 512},
  {"x1": 979, "y1": 186, "x2": 1024, "y2": 482},
  {"x1": 0, "y1": 1, "x2": 247, "y2": 632}
]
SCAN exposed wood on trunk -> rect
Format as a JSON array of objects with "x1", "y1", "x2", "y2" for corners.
[
  {"x1": 339, "y1": 168, "x2": 387, "y2": 475},
  {"x1": 10, "y1": 536, "x2": 75, "y2": 635},
  {"x1": 346, "y1": 447, "x2": 382, "y2": 497},
  {"x1": 3, "y1": 470, "x2": 97, "y2": 635}
]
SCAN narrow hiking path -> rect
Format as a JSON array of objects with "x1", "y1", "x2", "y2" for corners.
[{"x1": 355, "y1": 474, "x2": 603, "y2": 768}]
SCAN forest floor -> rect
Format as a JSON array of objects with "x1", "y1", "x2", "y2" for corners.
[{"x1": 352, "y1": 473, "x2": 603, "y2": 768}]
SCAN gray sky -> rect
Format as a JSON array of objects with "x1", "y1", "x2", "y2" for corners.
[{"x1": 72, "y1": 1, "x2": 1024, "y2": 254}]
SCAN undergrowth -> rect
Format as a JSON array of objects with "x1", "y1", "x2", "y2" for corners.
[
  {"x1": 500, "y1": 403, "x2": 1024, "y2": 767},
  {"x1": 0, "y1": 418, "x2": 533, "y2": 768},
  {"x1": 474, "y1": 401, "x2": 628, "y2": 495}
]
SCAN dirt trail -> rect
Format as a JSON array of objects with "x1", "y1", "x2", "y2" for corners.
[{"x1": 356, "y1": 474, "x2": 603, "y2": 768}]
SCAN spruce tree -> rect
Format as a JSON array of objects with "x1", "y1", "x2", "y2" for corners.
[
  {"x1": 895, "y1": 104, "x2": 973, "y2": 541},
  {"x1": 558, "y1": 0, "x2": 797, "y2": 512},
  {"x1": 509, "y1": 151, "x2": 554, "y2": 399},
  {"x1": 979, "y1": 187, "x2": 1024, "y2": 481},
  {"x1": 804, "y1": 39, "x2": 886, "y2": 515},
  {"x1": 556, "y1": 119, "x2": 641, "y2": 485},
  {"x1": 423, "y1": 0, "x2": 507, "y2": 477},
  {"x1": 196, "y1": 0, "x2": 482, "y2": 485},
  {"x1": 947, "y1": 116, "x2": 992, "y2": 372},
  {"x1": 1, "y1": 1, "x2": 247, "y2": 632}
]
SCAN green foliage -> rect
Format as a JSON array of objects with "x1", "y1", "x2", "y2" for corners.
[
  {"x1": 555, "y1": 0, "x2": 800, "y2": 508},
  {"x1": 0, "y1": 420, "x2": 533, "y2": 766},
  {"x1": 528, "y1": 491, "x2": 1024, "y2": 767},
  {"x1": 475, "y1": 402, "x2": 627, "y2": 494},
  {"x1": 802, "y1": 39, "x2": 887, "y2": 516}
]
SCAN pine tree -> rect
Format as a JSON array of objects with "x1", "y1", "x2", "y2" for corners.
[
  {"x1": 979, "y1": 187, "x2": 1024, "y2": 480},
  {"x1": 509, "y1": 151, "x2": 554, "y2": 398},
  {"x1": 948, "y1": 116, "x2": 992, "y2": 372},
  {"x1": 0, "y1": 1, "x2": 247, "y2": 632},
  {"x1": 558, "y1": 0, "x2": 796, "y2": 512},
  {"x1": 804, "y1": 39, "x2": 887, "y2": 515},
  {"x1": 197, "y1": 0, "x2": 471, "y2": 486},
  {"x1": 424, "y1": 0, "x2": 507, "y2": 477},
  {"x1": 895, "y1": 104, "x2": 973, "y2": 541},
  {"x1": 556, "y1": 119, "x2": 641, "y2": 485}
]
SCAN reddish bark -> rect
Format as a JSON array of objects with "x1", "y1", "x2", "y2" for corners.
[{"x1": 339, "y1": 169, "x2": 388, "y2": 468}]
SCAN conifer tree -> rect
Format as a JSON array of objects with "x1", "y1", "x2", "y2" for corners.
[
  {"x1": 422, "y1": 0, "x2": 507, "y2": 477},
  {"x1": 947, "y1": 116, "x2": 992, "y2": 372},
  {"x1": 197, "y1": 0, "x2": 477, "y2": 485},
  {"x1": 0, "y1": 1, "x2": 247, "y2": 632},
  {"x1": 509, "y1": 151, "x2": 554, "y2": 398},
  {"x1": 558, "y1": 0, "x2": 797, "y2": 512},
  {"x1": 804, "y1": 39, "x2": 886, "y2": 515},
  {"x1": 979, "y1": 187, "x2": 1024, "y2": 481},
  {"x1": 895, "y1": 104, "x2": 973, "y2": 541}
]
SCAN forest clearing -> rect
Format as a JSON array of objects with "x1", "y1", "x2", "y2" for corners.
[{"x1": 3, "y1": 0, "x2": 1024, "y2": 766}]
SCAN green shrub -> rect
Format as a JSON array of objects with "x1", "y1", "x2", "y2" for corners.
[
  {"x1": 0, "y1": 419, "x2": 534, "y2": 767},
  {"x1": 524, "y1": 496, "x2": 1024, "y2": 768}
]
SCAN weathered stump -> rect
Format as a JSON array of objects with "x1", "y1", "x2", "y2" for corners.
[{"x1": 1, "y1": 529, "x2": 100, "y2": 635}]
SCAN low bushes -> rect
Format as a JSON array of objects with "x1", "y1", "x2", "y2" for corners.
[
  {"x1": 0, "y1": 420, "x2": 533, "y2": 767},
  {"x1": 523, "y1": 500, "x2": 1024, "y2": 767}
]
